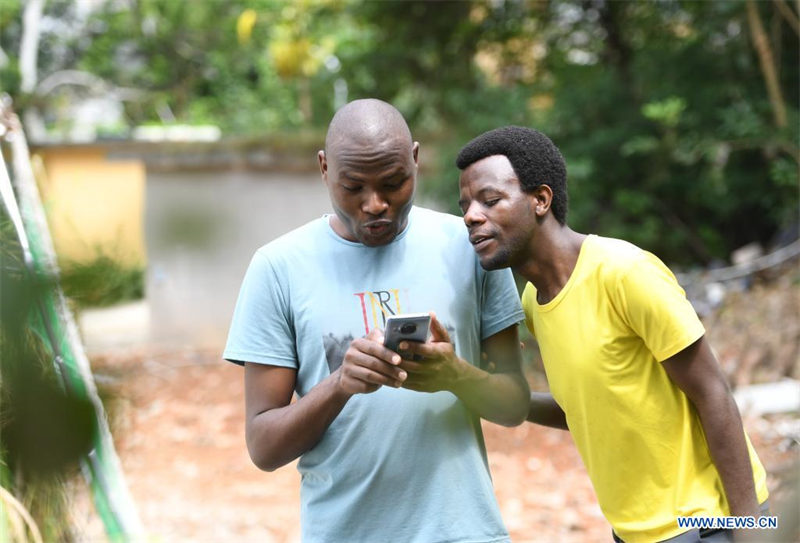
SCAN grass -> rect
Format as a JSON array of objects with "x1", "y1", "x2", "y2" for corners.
[{"x1": 59, "y1": 252, "x2": 144, "y2": 309}]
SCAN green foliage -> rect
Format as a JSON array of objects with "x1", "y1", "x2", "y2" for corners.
[
  {"x1": 497, "y1": 0, "x2": 800, "y2": 265},
  {"x1": 1, "y1": 212, "x2": 96, "y2": 542},
  {"x1": 0, "y1": 0, "x2": 22, "y2": 92},
  {"x1": 642, "y1": 96, "x2": 686, "y2": 128},
  {"x1": 59, "y1": 253, "x2": 144, "y2": 309}
]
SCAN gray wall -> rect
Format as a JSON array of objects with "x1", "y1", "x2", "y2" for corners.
[{"x1": 145, "y1": 170, "x2": 331, "y2": 349}]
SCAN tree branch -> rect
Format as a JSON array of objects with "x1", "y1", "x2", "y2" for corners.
[
  {"x1": 20, "y1": 0, "x2": 45, "y2": 93},
  {"x1": 746, "y1": 0, "x2": 787, "y2": 128},
  {"x1": 773, "y1": 0, "x2": 800, "y2": 36}
]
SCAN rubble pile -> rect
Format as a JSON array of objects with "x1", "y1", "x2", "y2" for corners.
[{"x1": 703, "y1": 261, "x2": 800, "y2": 387}]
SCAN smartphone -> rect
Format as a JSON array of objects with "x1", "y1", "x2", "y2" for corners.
[{"x1": 383, "y1": 313, "x2": 431, "y2": 353}]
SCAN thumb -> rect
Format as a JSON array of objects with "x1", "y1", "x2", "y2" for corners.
[{"x1": 429, "y1": 312, "x2": 450, "y2": 343}]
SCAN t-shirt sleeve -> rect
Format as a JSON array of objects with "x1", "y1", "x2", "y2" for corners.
[
  {"x1": 223, "y1": 251, "x2": 298, "y2": 368},
  {"x1": 616, "y1": 253, "x2": 705, "y2": 362},
  {"x1": 479, "y1": 267, "x2": 525, "y2": 340}
]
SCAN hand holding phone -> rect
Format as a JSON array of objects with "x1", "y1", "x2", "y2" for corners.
[{"x1": 383, "y1": 313, "x2": 431, "y2": 353}]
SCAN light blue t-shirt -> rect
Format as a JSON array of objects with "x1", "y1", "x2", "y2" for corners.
[{"x1": 224, "y1": 206, "x2": 524, "y2": 543}]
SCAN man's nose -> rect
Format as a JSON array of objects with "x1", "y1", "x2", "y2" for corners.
[
  {"x1": 463, "y1": 202, "x2": 484, "y2": 227},
  {"x1": 363, "y1": 190, "x2": 389, "y2": 215}
]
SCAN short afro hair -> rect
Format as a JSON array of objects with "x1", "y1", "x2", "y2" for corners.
[{"x1": 456, "y1": 126, "x2": 568, "y2": 225}]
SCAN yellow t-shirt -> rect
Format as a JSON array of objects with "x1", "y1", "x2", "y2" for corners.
[{"x1": 522, "y1": 235, "x2": 768, "y2": 543}]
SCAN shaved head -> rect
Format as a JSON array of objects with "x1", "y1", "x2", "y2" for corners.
[
  {"x1": 325, "y1": 99, "x2": 413, "y2": 155},
  {"x1": 319, "y1": 98, "x2": 419, "y2": 247}
]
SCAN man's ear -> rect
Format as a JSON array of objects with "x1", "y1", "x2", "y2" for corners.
[
  {"x1": 318, "y1": 150, "x2": 328, "y2": 181},
  {"x1": 532, "y1": 184, "x2": 554, "y2": 217},
  {"x1": 412, "y1": 141, "x2": 420, "y2": 166}
]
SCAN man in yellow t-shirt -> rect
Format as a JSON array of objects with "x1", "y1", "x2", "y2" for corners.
[{"x1": 455, "y1": 126, "x2": 769, "y2": 543}]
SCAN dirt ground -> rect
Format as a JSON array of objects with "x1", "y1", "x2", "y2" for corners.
[{"x1": 69, "y1": 346, "x2": 798, "y2": 543}]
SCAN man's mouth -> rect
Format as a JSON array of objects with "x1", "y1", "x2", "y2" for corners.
[
  {"x1": 364, "y1": 220, "x2": 392, "y2": 234},
  {"x1": 469, "y1": 234, "x2": 494, "y2": 251}
]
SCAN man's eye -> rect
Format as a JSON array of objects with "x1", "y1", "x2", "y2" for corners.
[
  {"x1": 485, "y1": 199, "x2": 500, "y2": 207},
  {"x1": 384, "y1": 179, "x2": 406, "y2": 190},
  {"x1": 343, "y1": 185, "x2": 361, "y2": 193}
]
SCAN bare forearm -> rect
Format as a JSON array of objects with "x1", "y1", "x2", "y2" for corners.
[
  {"x1": 527, "y1": 392, "x2": 568, "y2": 430},
  {"x1": 449, "y1": 363, "x2": 529, "y2": 426},
  {"x1": 247, "y1": 372, "x2": 350, "y2": 471},
  {"x1": 694, "y1": 391, "x2": 760, "y2": 516}
]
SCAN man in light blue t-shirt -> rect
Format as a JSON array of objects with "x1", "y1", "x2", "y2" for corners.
[{"x1": 224, "y1": 99, "x2": 529, "y2": 543}]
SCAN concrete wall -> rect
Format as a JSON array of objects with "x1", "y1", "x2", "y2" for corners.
[{"x1": 145, "y1": 169, "x2": 332, "y2": 349}]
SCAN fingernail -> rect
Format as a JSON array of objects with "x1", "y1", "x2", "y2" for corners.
[
  {"x1": 393, "y1": 355, "x2": 401, "y2": 364},
  {"x1": 399, "y1": 371, "x2": 407, "y2": 380},
  {"x1": 399, "y1": 342, "x2": 407, "y2": 350}
]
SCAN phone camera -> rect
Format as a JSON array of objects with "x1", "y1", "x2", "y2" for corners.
[{"x1": 400, "y1": 323, "x2": 417, "y2": 334}]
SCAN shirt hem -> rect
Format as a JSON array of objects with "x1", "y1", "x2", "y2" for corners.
[
  {"x1": 654, "y1": 327, "x2": 705, "y2": 363},
  {"x1": 303, "y1": 534, "x2": 510, "y2": 543},
  {"x1": 222, "y1": 351, "x2": 297, "y2": 368},
  {"x1": 612, "y1": 498, "x2": 772, "y2": 543},
  {"x1": 481, "y1": 311, "x2": 525, "y2": 340}
]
